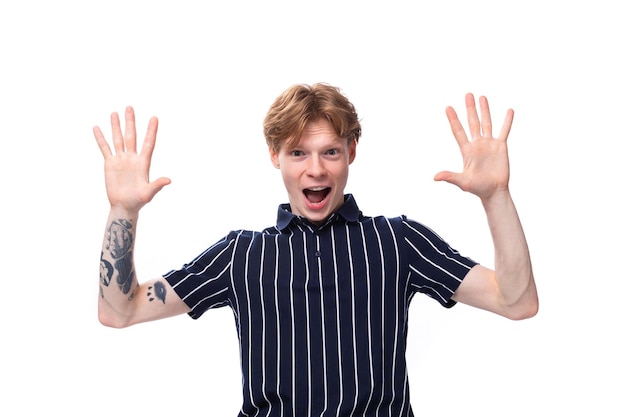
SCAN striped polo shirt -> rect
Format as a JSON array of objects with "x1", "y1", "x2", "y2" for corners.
[{"x1": 164, "y1": 194, "x2": 477, "y2": 417}]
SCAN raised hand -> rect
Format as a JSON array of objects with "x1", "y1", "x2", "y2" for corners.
[
  {"x1": 434, "y1": 93, "x2": 514, "y2": 201},
  {"x1": 93, "y1": 106, "x2": 171, "y2": 213}
]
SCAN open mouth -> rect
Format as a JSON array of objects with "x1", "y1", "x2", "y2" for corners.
[{"x1": 303, "y1": 187, "x2": 331, "y2": 205}]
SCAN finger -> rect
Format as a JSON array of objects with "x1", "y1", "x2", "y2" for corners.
[
  {"x1": 433, "y1": 170, "x2": 463, "y2": 188},
  {"x1": 124, "y1": 106, "x2": 137, "y2": 154},
  {"x1": 479, "y1": 96, "x2": 493, "y2": 139},
  {"x1": 498, "y1": 108, "x2": 515, "y2": 141},
  {"x1": 93, "y1": 125, "x2": 113, "y2": 158},
  {"x1": 111, "y1": 111, "x2": 124, "y2": 153},
  {"x1": 140, "y1": 116, "x2": 159, "y2": 162},
  {"x1": 445, "y1": 105, "x2": 469, "y2": 147},
  {"x1": 149, "y1": 176, "x2": 172, "y2": 195},
  {"x1": 465, "y1": 93, "x2": 480, "y2": 140}
]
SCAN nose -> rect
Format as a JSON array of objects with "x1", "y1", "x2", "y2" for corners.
[{"x1": 306, "y1": 154, "x2": 326, "y2": 178}]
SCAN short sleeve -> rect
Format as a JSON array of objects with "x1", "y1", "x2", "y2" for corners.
[
  {"x1": 163, "y1": 232, "x2": 237, "y2": 319},
  {"x1": 401, "y1": 216, "x2": 478, "y2": 308}
]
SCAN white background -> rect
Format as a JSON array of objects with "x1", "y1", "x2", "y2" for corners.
[{"x1": 1, "y1": 1, "x2": 624, "y2": 415}]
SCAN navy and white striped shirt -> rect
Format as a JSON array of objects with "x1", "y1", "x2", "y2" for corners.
[{"x1": 164, "y1": 195, "x2": 477, "y2": 417}]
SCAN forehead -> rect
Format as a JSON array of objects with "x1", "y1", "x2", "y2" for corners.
[
  {"x1": 302, "y1": 118, "x2": 336, "y2": 135},
  {"x1": 293, "y1": 118, "x2": 343, "y2": 145}
]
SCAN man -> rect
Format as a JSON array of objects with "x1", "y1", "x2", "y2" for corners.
[{"x1": 93, "y1": 83, "x2": 538, "y2": 416}]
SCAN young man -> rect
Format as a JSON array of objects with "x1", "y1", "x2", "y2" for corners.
[{"x1": 94, "y1": 83, "x2": 538, "y2": 417}]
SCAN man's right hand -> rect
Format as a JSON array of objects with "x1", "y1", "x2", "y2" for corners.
[{"x1": 93, "y1": 106, "x2": 171, "y2": 213}]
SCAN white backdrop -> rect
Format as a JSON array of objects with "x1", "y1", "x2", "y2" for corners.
[{"x1": 1, "y1": 1, "x2": 624, "y2": 416}]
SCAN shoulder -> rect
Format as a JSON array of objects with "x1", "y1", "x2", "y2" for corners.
[
  {"x1": 397, "y1": 215, "x2": 447, "y2": 242},
  {"x1": 222, "y1": 227, "x2": 286, "y2": 248},
  {"x1": 224, "y1": 228, "x2": 275, "y2": 239},
  {"x1": 361, "y1": 214, "x2": 418, "y2": 235}
]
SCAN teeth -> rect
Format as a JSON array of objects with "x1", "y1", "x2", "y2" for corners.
[{"x1": 308, "y1": 187, "x2": 327, "y2": 191}]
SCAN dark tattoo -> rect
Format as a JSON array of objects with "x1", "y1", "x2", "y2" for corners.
[
  {"x1": 114, "y1": 252, "x2": 135, "y2": 294},
  {"x1": 99, "y1": 252, "x2": 113, "y2": 287},
  {"x1": 147, "y1": 281, "x2": 167, "y2": 304},
  {"x1": 105, "y1": 219, "x2": 136, "y2": 295},
  {"x1": 106, "y1": 220, "x2": 133, "y2": 259}
]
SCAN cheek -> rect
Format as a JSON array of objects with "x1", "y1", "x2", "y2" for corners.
[
  {"x1": 280, "y1": 166, "x2": 299, "y2": 185},
  {"x1": 333, "y1": 164, "x2": 350, "y2": 182}
]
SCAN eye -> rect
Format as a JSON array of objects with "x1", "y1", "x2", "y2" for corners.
[
  {"x1": 291, "y1": 150, "x2": 304, "y2": 157},
  {"x1": 327, "y1": 149, "x2": 338, "y2": 156}
]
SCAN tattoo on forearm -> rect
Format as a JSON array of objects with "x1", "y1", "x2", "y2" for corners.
[
  {"x1": 105, "y1": 219, "x2": 136, "y2": 295},
  {"x1": 99, "y1": 252, "x2": 113, "y2": 287},
  {"x1": 107, "y1": 219, "x2": 133, "y2": 258},
  {"x1": 147, "y1": 281, "x2": 167, "y2": 304},
  {"x1": 114, "y1": 252, "x2": 135, "y2": 294}
]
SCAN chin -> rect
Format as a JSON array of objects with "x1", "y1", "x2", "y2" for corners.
[{"x1": 308, "y1": 213, "x2": 330, "y2": 225}]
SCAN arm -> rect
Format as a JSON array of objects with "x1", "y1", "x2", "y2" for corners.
[
  {"x1": 94, "y1": 107, "x2": 190, "y2": 328},
  {"x1": 434, "y1": 93, "x2": 538, "y2": 320}
]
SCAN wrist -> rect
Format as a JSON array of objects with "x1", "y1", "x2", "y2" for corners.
[
  {"x1": 480, "y1": 187, "x2": 512, "y2": 211},
  {"x1": 108, "y1": 205, "x2": 140, "y2": 221}
]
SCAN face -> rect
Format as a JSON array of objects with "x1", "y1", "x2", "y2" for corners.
[{"x1": 270, "y1": 118, "x2": 357, "y2": 225}]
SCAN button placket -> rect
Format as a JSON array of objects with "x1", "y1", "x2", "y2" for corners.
[{"x1": 313, "y1": 231, "x2": 322, "y2": 257}]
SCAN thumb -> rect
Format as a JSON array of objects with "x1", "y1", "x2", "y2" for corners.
[
  {"x1": 433, "y1": 170, "x2": 458, "y2": 184},
  {"x1": 149, "y1": 176, "x2": 172, "y2": 195},
  {"x1": 434, "y1": 171, "x2": 470, "y2": 192}
]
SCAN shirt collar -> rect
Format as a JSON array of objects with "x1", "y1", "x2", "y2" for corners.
[{"x1": 276, "y1": 194, "x2": 362, "y2": 231}]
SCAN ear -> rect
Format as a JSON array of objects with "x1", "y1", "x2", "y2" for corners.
[
  {"x1": 348, "y1": 139, "x2": 357, "y2": 164},
  {"x1": 269, "y1": 146, "x2": 280, "y2": 169}
]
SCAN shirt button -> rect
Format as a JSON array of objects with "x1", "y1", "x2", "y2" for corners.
[{"x1": 314, "y1": 251, "x2": 322, "y2": 257}]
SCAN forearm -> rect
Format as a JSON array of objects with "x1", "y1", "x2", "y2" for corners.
[
  {"x1": 98, "y1": 208, "x2": 141, "y2": 327},
  {"x1": 482, "y1": 189, "x2": 537, "y2": 312}
]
